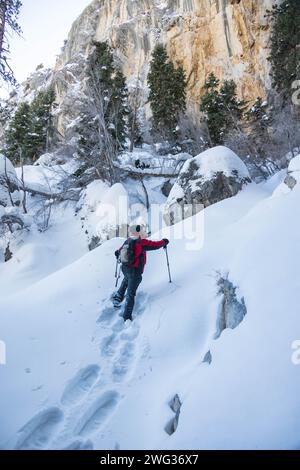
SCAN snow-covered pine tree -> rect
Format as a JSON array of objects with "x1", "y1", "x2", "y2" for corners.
[
  {"x1": 76, "y1": 41, "x2": 129, "y2": 183},
  {"x1": 3, "y1": 87, "x2": 55, "y2": 163},
  {"x1": 246, "y1": 98, "x2": 270, "y2": 138},
  {"x1": 220, "y1": 79, "x2": 246, "y2": 129},
  {"x1": 200, "y1": 73, "x2": 245, "y2": 146},
  {"x1": 200, "y1": 73, "x2": 225, "y2": 145},
  {"x1": 110, "y1": 69, "x2": 129, "y2": 148},
  {"x1": 244, "y1": 97, "x2": 272, "y2": 166},
  {"x1": 148, "y1": 44, "x2": 186, "y2": 141},
  {"x1": 0, "y1": 0, "x2": 22, "y2": 84},
  {"x1": 28, "y1": 87, "x2": 56, "y2": 159},
  {"x1": 3, "y1": 102, "x2": 32, "y2": 163},
  {"x1": 128, "y1": 75, "x2": 143, "y2": 152}
]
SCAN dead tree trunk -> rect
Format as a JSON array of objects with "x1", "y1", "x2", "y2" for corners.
[{"x1": 0, "y1": 1, "x2": 7, "y2": 57}]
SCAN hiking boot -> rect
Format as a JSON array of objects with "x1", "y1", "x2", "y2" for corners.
[
  {"x1": 123, "y1": 315, "x2": 132, "y2": 322},
  {"x1": 111, "y1": 293, "x2": 123, "y2": 308}
]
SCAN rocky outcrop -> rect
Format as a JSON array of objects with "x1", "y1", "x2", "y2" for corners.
[
  {"x1": 165, "y1": 394, "x2": 182, "y2": 436},
  {"x1": 272, "y1": 154, "x2": 300, "y2": 197},
  {"x1": 50, "y1": 0, "x2": 275, "y2": 137},
  {"x1": 164, "y1": 146, "x2": 251, "y2": 225},
  {"x1": 284, "y1": 155, "x2": 300, "y2": 190},
  {"x1": 284, "y1": 174, "x2": 297, "y2": 191},
  {"x1": 215, "y1": 274, "x2": 247, "y2": 339},
  {"x1": 2, "y1": 1, "x2": 276, "y2": 142}
]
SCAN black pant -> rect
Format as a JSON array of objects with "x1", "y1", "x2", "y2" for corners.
[{"x1": 116, "y1": 266, "x2": 143, "y2": 320}]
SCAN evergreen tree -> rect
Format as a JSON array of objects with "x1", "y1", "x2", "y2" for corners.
[
  {"x1": 245, "y1": 97, "x2": 271, "y2": 158},
  {"x1": 220, "y1": 79, "x2": 246, "y2": 125},
  {"x1": 0, "y1": 0, "x2": 22, "y2": 84},
  {"x1": 3, "y1": 87, "x2": 55, "y2": 163},
  {"x1": 128, "y1": 79, "x2": 143, "y2": 152},
  {"x1": 268, "y1": 0, "x2": 300, "y2": 95},
  {"x1": 246, "y1": 97, "x2": 270, "y2": 133},
  {"x1": 76, "y1": 42, "x2": 129, "y2": 182},
  {"x1": 29, "y1": 87, "x2": 56, "y2": 159},
  {"x1": 4, "y1": 102, "x2": 31, "y2": 162},
  {"x1": 148, "y1": 44, "x2": 186, "y2": 140},
  {"x1": 200, "y1": 73, "x2": 225, "y2": 145},
  {"x1": 110, "y1": 69, "x2": 129, "y2": 147},
  {"x1": 87, "y1": 41, "x2": 128, "y2": 149},
  {"x1": 220, "y1": 79, "x2": 247, "y2": 143},
  {"x1": 200, "y1": 73, "x2": 246, "y2": 145}
]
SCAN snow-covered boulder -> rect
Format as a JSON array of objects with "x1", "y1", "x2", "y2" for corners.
[
  {"x1": 78, "y1": 180, "x2": 109, "y2": 213},
  {"x1": 97, "y1": 183, "x2": 129, "y2": 241},
  {"x1": 0, "y1": 154, "x2": 20, "y2": 207},
  {"x1": 78, "y1": 182, "x2": 129, "y2": 249},
  {"x1": 34, "y1": 151, "x2": 71, "y2": 167},
  {"x1": 164, "y1": 146, "x2": 251, "y2": 225}
]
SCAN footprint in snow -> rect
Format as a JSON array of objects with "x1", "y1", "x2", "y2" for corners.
[
  {"x1": 120, "y1": 323, "x2": 139, "y2": 341},
  {"x1": 132, "y1": 292, "x2": 148, "y2": 317},
  {"x1": 61, "y1": 364, "x2": 100, "y2": 406},
  {"x1": 111, "y1": 318, "x2": 126, "y2": 333},
  {"x1": 112, "y1": 341, "x2": 136, "y2": 383},
  {"x1": 15, "y1": 407, "x2": 64, "y2": 450},
  {"x1": 62, "y1": 439, "x2": 94, "y2": 450},
  {"x1": 100, "y1": 334, "x2": 119, "y2": 357},
  {"x1": 75, "y1": 391, "x2": 120, "y2": 437},
  {"x1": 97, "y1": 305, "x2": 116, "y2": 326}
]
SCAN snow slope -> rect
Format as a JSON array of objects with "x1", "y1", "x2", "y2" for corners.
[{"x1": 0, "y1": 162, "x2": 300, "y2": 450}]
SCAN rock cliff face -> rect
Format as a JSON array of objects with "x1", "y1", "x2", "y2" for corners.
[
  {"x1": 3, "y1": 0, "x2": 275, "y2": 141},
  {"x1": 54, "y1": 0, "x2": 275, "y2": 130}
]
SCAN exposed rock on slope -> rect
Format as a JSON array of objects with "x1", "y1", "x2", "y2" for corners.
[
  {"x1": 284, "y1": 155, "x2": 300, "y2": 190},
  {"x1": 215, "y1": 274, "x2": 247, "y2": 339}
]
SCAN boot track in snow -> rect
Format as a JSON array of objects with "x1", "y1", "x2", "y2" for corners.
[{"x1": 14, "y1": 292, "x2": 148, "y2": 450}]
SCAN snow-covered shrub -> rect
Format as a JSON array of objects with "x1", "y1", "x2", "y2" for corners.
[
  {"x1": 117, "y1": 147, "x2": 191, "y2": 176},
  {"x1": 34, "y1": 152, "x2": 70, "y2": 167},
  {"x1": 0, "y1": 154, "x2": 20, "y2": 207}
]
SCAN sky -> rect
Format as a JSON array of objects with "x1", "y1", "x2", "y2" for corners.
[{"x1": 1, "y1": 0, "x2": 92, "y2": 96}]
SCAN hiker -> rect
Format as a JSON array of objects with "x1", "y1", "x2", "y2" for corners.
[{"x1": 113, "y1": 224, "x2": 169, "y2": 321}]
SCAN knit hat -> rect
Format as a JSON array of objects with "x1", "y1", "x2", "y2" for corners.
[{"x1": 129, "y1": 223, "x2": 147, "y2": 239}]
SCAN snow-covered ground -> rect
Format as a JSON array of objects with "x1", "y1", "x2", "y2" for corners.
[{"x1": 0, "y1": 156, "x2": 300, "y2": 450}]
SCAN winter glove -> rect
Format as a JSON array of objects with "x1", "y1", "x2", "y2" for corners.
[
  {"x1": 163, "y1": 238, "x2": 169, "y2": 247},
  {"x1": 115, "y1": 250, "x2": 120, "y2": 259}
]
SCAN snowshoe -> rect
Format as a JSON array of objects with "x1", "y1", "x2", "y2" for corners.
[{"x1": 111, "y1": 294, "x2": 123, "y2": 309}]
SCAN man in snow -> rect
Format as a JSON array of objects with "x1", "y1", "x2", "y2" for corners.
[{"x1": 113, "y1": 224, "x2": 169, "y2": 321}]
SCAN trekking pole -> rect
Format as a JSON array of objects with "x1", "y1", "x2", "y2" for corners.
[
  {"x1": 164, "y1": 246, "x2": 172, "y2": 283},
  {"x1": 115, "y1": 261, "x2": 121, "y2": 288},
  {"x1": 114, "y1": 258, "x2": 118, "y2": 280}
]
